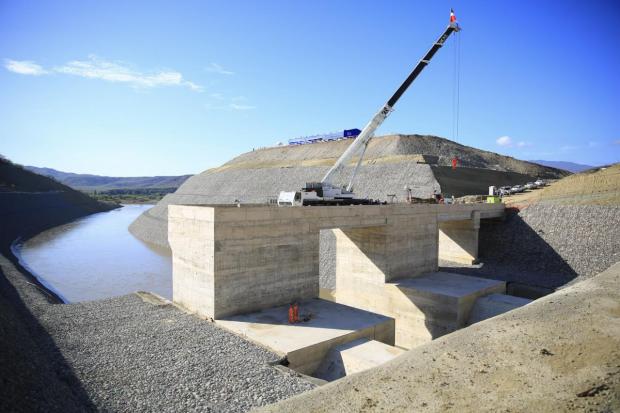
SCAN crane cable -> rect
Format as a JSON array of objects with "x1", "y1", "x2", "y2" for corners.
[{"x1": 452, "y1": 29, "x2": 461, "y2": 143}]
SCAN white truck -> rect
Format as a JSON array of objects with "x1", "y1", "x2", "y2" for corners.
[{"x1": 278, "y1": 10, "x2": 461, "y2": 206}]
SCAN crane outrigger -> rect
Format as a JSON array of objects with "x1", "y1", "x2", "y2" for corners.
[{"x1": 278, "y1": 10, "x2": 460, "y2": 206}]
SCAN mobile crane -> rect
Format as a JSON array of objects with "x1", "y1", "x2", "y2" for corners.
[{"x1": 278, "y1": 10, "x2": 460, "y2": 206}]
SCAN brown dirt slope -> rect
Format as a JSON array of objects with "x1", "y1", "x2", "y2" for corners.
[
  {"x1": 259, "y1": 262, "x2": 620, "y2": 413},
  {"x1": 505, "y1": 163, "x2": 620, "y2": 207},
  {"x1": 223, "y1": 134, "x2": 567, "y2": 178}
]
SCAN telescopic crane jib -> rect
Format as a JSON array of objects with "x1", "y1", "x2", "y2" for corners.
[{"x1": 277, "y1": 10, "x2": 461, "y2": 206}]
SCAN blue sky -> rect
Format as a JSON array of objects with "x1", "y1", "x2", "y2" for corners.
[{"x1": 1, "y1": 0, "x2": 618, "y2": 176}]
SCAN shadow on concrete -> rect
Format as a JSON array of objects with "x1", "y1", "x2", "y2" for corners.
[
  {"x1": 0, "y1": 258, "x2": 96, "y2": 412},
  {"x1": 440, "y1": 210, "x2": 578, "y2": 294}
]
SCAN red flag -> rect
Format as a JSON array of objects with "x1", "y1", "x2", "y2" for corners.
[{"x1": 450, "y1": 9, "x2": 457, "y2": 23}]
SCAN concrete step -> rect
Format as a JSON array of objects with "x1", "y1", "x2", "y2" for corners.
[
  {"x1": 314, "y1": 338, "x2": 406, "y2": 382},
  {"x1": 467, "y1": 293, "x2": 533, "y2": 325}
]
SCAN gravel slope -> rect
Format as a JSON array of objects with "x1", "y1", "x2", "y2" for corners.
[
  {"x1": 130, "y1": 134, "x2": 566, "y2": 248},
  {"x1": 0, "y1": 255, "x2": 315, "y2": 413},
  {"x1": 259, "y1": 262, "x2": 620, "y2": 413},
  {"x1": 438, "y1": 204, "x2": 620, "y2": 290}
]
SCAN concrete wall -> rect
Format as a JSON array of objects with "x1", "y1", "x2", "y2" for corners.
[
  {"x1": 169, "y1": 203, "x2": 504, "y2": 320},
  {"x1": 438, "y1": 211, "x2": 480, "y2": 264}
]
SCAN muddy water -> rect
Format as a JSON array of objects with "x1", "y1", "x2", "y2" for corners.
[{"x1": 15, "y1": 204, "x2": 171, "y2": 303}]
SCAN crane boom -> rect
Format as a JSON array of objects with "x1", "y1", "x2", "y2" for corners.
[
  {"x1": 321, "y1": 17, "x2": 460, "y2": 187},
  {"x1": 277, "y1": 11, "x2": 460, "y2": 207}
]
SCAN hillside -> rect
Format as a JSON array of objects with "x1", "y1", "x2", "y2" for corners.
[
  {"x1": 0, "y1": 157, "x2": 115, "y2": 252},
  {"x1": 25, "y1": 166, "x2": 191, "y2": 191},
  {"x1": 129, "y1": 134, "x2": 569, "y2": 248},
  {"x1": 529, "y1": 160, "x2": 595, "y2": 173}
]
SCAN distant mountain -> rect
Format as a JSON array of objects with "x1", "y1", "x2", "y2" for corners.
[
  {"x1": 25, "y1": 166, "x2": 192, "y2": 191},
  {"x1": 529, "y1": 160, "x2": 595, "y2": 173}
]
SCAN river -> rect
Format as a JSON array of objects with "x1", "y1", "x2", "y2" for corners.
[{"x1": 13, "y1": 204, "x2": 171, "y2": 303}]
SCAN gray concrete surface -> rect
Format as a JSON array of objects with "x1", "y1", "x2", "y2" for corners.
[{"x1": 466, "y1": 293, "x2": 532, "y2": 325}]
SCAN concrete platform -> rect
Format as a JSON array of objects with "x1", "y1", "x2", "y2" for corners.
[
  {"x1": 467, "y1": 293, "x2": 532, "y2": 325},
  {"x1": 333, "y1": 271, "x2": 506, "y2": 348},
  {"x1": 216, "y1": 298, "x2": 395, "y2": 375},
  {"x1": 314, "y1": 338, "x2": 406, "y2": 382},
  {"x1": 394, "y1": 271, "x2": 506, "y2": 301}
]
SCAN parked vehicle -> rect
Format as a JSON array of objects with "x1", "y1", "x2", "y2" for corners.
[
  {"x1": 535, "y1": 179, "x2": 546, "y2": 187},
  {"x1": 511, "y1": 185, "x2": 523, "y2": 193},
  {"x1": 524, "y1": 182, "x2": 535, "y2": 190},
  {"x1": 499, "y1": 186, "x2": 512, "y2": 196}
]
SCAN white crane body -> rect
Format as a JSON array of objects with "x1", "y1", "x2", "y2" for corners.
[{"x1": 278, "y1": 12, "x2": 460, "y2": 206}]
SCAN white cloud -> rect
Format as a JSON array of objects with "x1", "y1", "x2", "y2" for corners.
[
  {"x1": 206, "y1": 62, "x2": 234, "y2": 75},
  {"x1": 496, "y1": 136, "x2": 513, "y2": 147},
  {"x1": 516, "y1": 141, "x2": 532, "y2": 148},
  {"x1": 4, "y1": 59, "x2": 47, "y2": 75},
  {"x1": 614, "y1": 140, "x2": 620, "y2": 145},
  {"x1": 230, "y1": 103, "x2": 256, "y2": 110},
  {"x1": 54, "y1": 55, "x2": 202, "y2": 91}
]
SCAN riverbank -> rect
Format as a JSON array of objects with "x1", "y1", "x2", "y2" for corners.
[
  {"x1": 0, "y1": 254, "x2": 315, "y2": 412},
  {"x1": 0, "y1": 160, "x2": 314, "y2": 411},
  {"x1": 0, "y1": 188, "x2": 117, "y2": 304}
]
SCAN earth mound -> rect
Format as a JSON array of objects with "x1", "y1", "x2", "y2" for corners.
[{"x1": 129, "y1": 134, "x2": 568, "y2": 248}]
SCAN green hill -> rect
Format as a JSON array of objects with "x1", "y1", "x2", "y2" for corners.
[{"x1": 25, "y1": 166, "x2": 191, "y2": 191}]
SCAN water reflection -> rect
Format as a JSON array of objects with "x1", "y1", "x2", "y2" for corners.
[{"x1": 15, "y1": 204, "x2": 171, "y2": 303}]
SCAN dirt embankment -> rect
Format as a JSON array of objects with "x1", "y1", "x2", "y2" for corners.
[
  {"x1": 259, "y1": 262, "x2": 620, "y2": 413},
  {"x1": 0, "y1": 158, "x2": 116, "y2": 252},
  {"x1": 504, "y1": 163, "x2": 620, "y2": 207},
  {"x1": 130, "y1": 134, "x2": 567, "y2": 248}
]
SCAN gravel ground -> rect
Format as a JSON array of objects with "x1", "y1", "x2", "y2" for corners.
[{"x1": 0, "y1": 255, "x2": 315, "y2": 413}]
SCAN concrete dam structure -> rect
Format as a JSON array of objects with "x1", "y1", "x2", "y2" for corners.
[
  {"x1": 168, "y1": 202, "x2": 527, "y2": 379},
  {"x1": 130, "y1": 134, "x2": 568, "y2": 248}
]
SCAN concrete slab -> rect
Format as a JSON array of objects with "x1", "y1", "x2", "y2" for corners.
[
  {"x1": 216, "y1": 298, "x2": 395, "y2": 375},
  {"x1": 467, "y1": 293, "x2": 532, "y2": 325},
  {"x1": 394, "y1": 271, "x2": 505, "y2": 298},
  {"x1": 314, "y1": 338, "x2": 406, "y2": 382}
]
